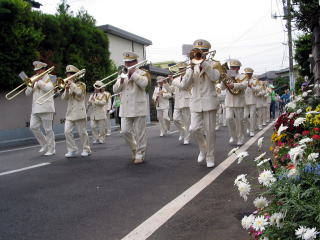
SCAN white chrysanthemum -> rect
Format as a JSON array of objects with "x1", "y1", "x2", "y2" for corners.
[
  {"x1": 287, "y1": 168, "x2": 298, "y2": 178},
  {"x1": 286, "y1": 102, "x2": 296, "y2": 110},
  {"x1": 302, "y1": 92, "x2": 308, "y2": 97},
  {"x1": 241, "y1": 214, "x2": 255, "y2": 230},
  {"x1": 237, "y1": 181, "x2": 251, "y2": 201},
  {"x1": 237, "y1": 151, "x2": 249, "y2": 164},
  {"x1": 257, "y1": 137, "x2": 264, "y2": 149},
  {"x1": 234, "y1": 174, "x2": 248, "y2": 186},
  {"x1": 296, "y1": 226, "x2": 307, "y2": 238},
  {"x1": 270, "y1": 212, "x2": 284, "y2": 228},
  {"x1": 277, "y1": 124, "x2": 288, "y2": 136},
  {"x1": 254, "y1": 152, "x2": 267, "y2": 162},
  {"x1": 299, "y1": 138, "x2": 313, "y2": 145},
  {"x1": 228, "y1": 147, "x2": 239, "y2": 156},
  {"x1": 258, "y1": 170, "x2": 276, "y2": 187},
  {"x1": 288, "y1": 112, "x2": 295, "y2": 119},
  {"x1": 257, "y1": 158, "x2": 271, "y2": 167},
  {"x1": 288, "y1": 145, "x2": 306, "y2": 164},
  {"x1": 307, "y1": 89, "x2": 313, "y2": 93},
  {"x1": 297, "y1": 109, "x2": 303, "y2": 114},
  {"x1": 294, "y1": 117, "x2": 306, "y2": 127},
  {"x1": 252, "y1": 215, "x2": 268, "y2": 231},
  {"x1": 303, "y1": 227, "x2": 319, "y2": 240},
  {"x1": 253, "y1": 196, "x2": 269, "y2": 209},
  {"x1": 308, "y1": 153, "x2": 319, "y2": 162}
]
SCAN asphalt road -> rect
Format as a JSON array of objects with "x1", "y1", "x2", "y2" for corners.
[{"x1": 0, "y1": 122, "x2": 275, "y2": 240}]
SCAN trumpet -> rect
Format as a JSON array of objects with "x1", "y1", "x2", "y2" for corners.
[
  {"x1": 189, "y1": 48, "x2": 216, "y2": 65},
  {"x1": 36, "y1": 69, "x2": 86, "y2": 105},
  {"x1": 97, "y1": 60, "x2": 149, "y2": 89},
  {"x1": 6, "y1": 66, "x2": 55, "y2": 100}
]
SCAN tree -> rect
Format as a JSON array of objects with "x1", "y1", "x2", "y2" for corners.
[
  {"x1": 291, "y1": 0, "x2": 320, "y2": 85},
  {"x1": 0, "y1": 0, "x2": 116, "y2": 92}
]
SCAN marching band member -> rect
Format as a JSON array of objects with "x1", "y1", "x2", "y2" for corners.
[
  {"x1": 262, "y1": 81, "x2": 268, "y2": 126},
  {"x1": 88, "y1": 81, "x2": 107, "y2": 144},
  {"x1": 62, "y1": 65, "x2": 91, "y2": 157},
  {"x1": 243, "y1": 68, "x2": 259, "y2": 137},
  {"x1": 255, "y1": 80, "x2": 265, "y2": 130},
  {"x1": 164, "y1": 63, "x2": 191, "y2": 144},
  {"x1": 25, "y1": 61, "x2": 56, "y2": 156},
  {"x1": 221, "y1": 59, "x2": 248, "y2": 146},
  {"x1": 152, "y1": 76, "x2": 171, "y2": 137},
  {"x1": 113, "y1": 51, "x2": 149, "y2": 164},
  {"x1": 173, "y1": 39, "x2": 220, "y2": 168},
  {"x1": 105, "y1": 90, "x2": 112, "y2": 136},
  {"x1": 265, "y1": 84, "x2": 272, "y2": 123},
  {"x1": 215, "y1": 83, "x2": 226, "y2": 130}
]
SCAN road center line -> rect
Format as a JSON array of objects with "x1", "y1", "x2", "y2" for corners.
[
  {"x1": 0, "y1": 162, "x2": 51, "y2": 176},
  {"x1": 0, "y1": 124, "x2": 160, "y2": 154},
  {"x1": 121, "y1": 121, "x2": 274, "y2": 240}
]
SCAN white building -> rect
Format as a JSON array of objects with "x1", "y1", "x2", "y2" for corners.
[{"x1": 99, "y1": 24, "x2": 152, "y2": 66}]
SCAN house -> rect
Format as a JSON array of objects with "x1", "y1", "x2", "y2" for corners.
[{"x1": 99, "y1": 24, "x2": 152, "y2": 66}]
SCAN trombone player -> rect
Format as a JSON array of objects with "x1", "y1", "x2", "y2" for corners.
[
  {"x1": 62, "y1": 65, "x2": 91, "y2": 157},
  {"x1": 173, "y1": 39, "x2": 220, "y2": 168},
  {"x1": 164, "y1": 62, "x2": 191, "y2": 144},
  {"x1": 113, "y1": 51, "x2": 149, "y2": 164},
  {"x1": 25, "y1": 61, "x2": 56, "y2": 156}
]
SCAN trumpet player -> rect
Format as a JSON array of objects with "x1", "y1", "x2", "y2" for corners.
[
  {"x1": 173, "y1": 39, "x2": 220, "y2": 168},
  {"x1": 152, "y1": 76, "x2": 171, "y2": 137},
  {"x1": 62, "y1": 65, "x2": 91, "y2": 157},
  {"x1": 113, "y1": 51, "x2": 149, "y2": 164},
  {"x1": 221, "y1": 59, "x2": 248, "y2": 146},
  {"x1": 243, "y1": 67, "x2": 259, "y2": 137},
  {"x1": 164, "y1": 62, "x2": 191, "y2": 144},
  {"x1": 88, "y1": 81, "x2": 108, "y2": 144},
  {"x1": 25, "y1": 61, "x2": 56, "y2": 156}
]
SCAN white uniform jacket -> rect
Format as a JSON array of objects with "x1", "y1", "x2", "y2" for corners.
[
  {"x1": 113, "y1": 68, "x2": 148, "y2": 118},
  {"x1": 88, "y1": 92, "x2": 107, "y2": 120},
  {"x1": 221, "y1": 73, "x2": 248, "y2": 108},
  {"x1": 61, "y1": 82, "x2": 87, "y2": 121},
  {"x1": 25, "y1": 74, "x2": 55, "y2": 114},
  {"x1": 245, "y1": 78, "x2": 259, "y2": 105},
  {"x1": 163, "y1": 75, "x2": 191, "y2": 109},
  {"x1": 255, "y1": 86, "x2": 265, "y2": 108},
  {"x1": 152, "y1": 86, "x2": 171, "y2": 110},
  {"x1": 173, "y1": 60, "x2": 220, "y2": 113}
]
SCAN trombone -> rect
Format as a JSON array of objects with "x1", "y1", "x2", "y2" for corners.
[
  {"x1": 97, "y1": 60, "x2": 149, "y2": 89},
  {"x1": 36, "y1": 69, "x2": 86, "y2": 105},
  {"x1": 5, "y1": 66, "x2": 55, "y2": 100}
]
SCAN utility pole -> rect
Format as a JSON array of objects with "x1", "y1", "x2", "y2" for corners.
[{"x1": 283, "y1": 0, "x2": 295, "y2": 94}]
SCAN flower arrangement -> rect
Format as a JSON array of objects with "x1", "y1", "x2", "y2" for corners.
[{"x1": 234, "y1": 93, "x2": 320, "y2": 240}]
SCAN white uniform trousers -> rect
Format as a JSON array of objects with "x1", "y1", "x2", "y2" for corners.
[
  {"x1": 106, "y1": 113, "x2": 111, "y2": 135},
  {"x1": 121, "y1": 116, "x2": 147, "y2": 160},
  {"x1": 262, "y1": 106, "x2": 267, "y2": 125},
  {"x1": 190, "y1": 110, "x2": 217, "y2": 162},
  {"x1": 157, "y1": 109, "x2": 170, "y2": 135},
  {"x1": 226, "y1": 107, "x2": 245, "y2": 142},
  {"x1": 265, "y1": 103, "x2": 271, "y2": 123},
  {"x1": 173, "y1": 107, "x2": 191, "y2": 141},
  {"x1": 91, "y1": 119, "x2": 106, "y2": 142},
  {"x1": 64, "y1": 119, "x2": 91, "y2": 153},
  {"x1": 256, "y1": 107, "x2": 263, "y2": 129},
  {"x1": 30, "y1": 113, "x2": 55, "y2": 152},
  {"x1": 244, "y1": 104, "x2": 257, "y2": 133}
]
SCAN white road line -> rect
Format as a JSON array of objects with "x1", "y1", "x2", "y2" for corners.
[
  {"x1": 0, "y1": 162, "x2": 51, "y2": 176},
  {"x1": 0, "y1": 124, "x2": 161, "y2": 154},
  {"x1": 121, "y1": 121, "x2": 275, "y2": 240},
  {"x1": 168, "y1": 130, "x2": 179, "y2": 135}
]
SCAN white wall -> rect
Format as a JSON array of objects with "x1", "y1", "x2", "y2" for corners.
[{"x1": 107, "y1": 33, "x2": 145, "y2": 66}]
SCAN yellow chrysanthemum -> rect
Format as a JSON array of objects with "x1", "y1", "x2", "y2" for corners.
[{"x1": 306, "y1": 106, "x2": 312, "y2": 112}]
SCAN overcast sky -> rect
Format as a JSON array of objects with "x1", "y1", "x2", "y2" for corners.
[{"x1": 38, "y1": 0, "x2": 300, "y2": 75}]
